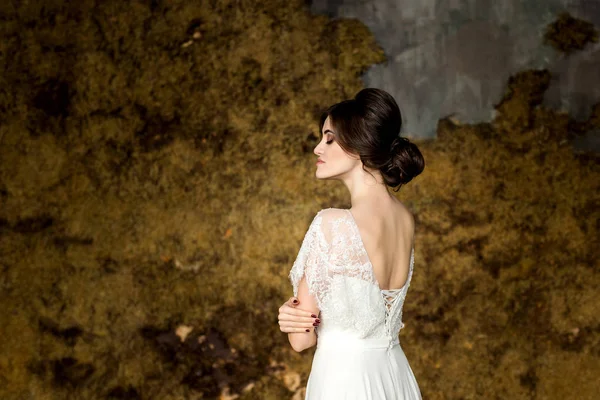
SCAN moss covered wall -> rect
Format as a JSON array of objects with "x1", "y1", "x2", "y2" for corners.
[{"x1": 0, "y1": 1, "x2": 598, "y2": 399}]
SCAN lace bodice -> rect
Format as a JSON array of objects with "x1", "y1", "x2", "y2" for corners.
[{"x1": 289, "y1": 208, "x2": 415, "y2": 343}]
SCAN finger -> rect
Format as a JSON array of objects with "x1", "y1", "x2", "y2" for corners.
[
  {"x1": 279, "y1": 323, "x2": 319, "y2": 332},
  {"x1": 280, "y1": 303, "x2": 315, "y2": 315},
  {"x1": 278, "y1": 314, "x2": 316, "y2": 323},
  {"x1": 288, "y1": 297, "x2": 299, "y2": 306},
  {"x1": 280, "y1": 326, "x2": 315, "y2": 333},
  {"x1": 281, "y1": 307, "x2": 318, "y2": 318},
  {"x1": 278, "y1": 318, "x2": 319, "y2": 328}
]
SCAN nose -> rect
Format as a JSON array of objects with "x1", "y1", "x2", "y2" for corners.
[
  {"x1": 313, "y1": 144, "x2": 320, "y2": 156},
  {"x1": 314, "y1": 138, "x2": 325, "y2": 156}
]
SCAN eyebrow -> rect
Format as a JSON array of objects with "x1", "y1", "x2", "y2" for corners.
[{"x1": 321, "y1": 129, "x2": 335, "y2": 136}]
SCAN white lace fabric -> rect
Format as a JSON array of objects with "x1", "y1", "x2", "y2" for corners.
[{"x1": 289, "y1": 208, "x2": 415, "y2": 342}]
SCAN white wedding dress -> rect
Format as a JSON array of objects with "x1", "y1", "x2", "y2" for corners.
[{"x1": 289, "y1": 208, "x2": 422, "y2": 400}]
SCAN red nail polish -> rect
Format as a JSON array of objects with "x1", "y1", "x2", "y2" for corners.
[
  {"x1": 311, "y1": 314, "x2": 317, "y2": 318},
  {"x1": 313, "y1": 322, "x2": 318, "y2": 326},
  {"x1": 293, "y1": 300, "x2": 298, "y2": 304},
  {"x1": 315, "y1": 319, "x2": 320, "y2": 323},
  {"x1": 305, "y1": 329, "x2": 310, "y2": 332}
]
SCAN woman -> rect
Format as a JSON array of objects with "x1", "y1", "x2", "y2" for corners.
[{"x1": 278, "y1": 88, "x2": 425, "y2": 399}]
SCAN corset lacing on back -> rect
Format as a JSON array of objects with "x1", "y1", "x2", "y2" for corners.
[{"x1": 381, "y1": 289, "x2": 403, "y2": 350}]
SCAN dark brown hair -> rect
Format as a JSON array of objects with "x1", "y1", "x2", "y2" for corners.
[{"x1": 319, "y1": 88, "x2": 425, "y2": 192}]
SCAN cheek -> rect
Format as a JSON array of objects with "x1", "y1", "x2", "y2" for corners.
[
  {"x1": 331, "y1": 146, "x2": 355, "y2": 166},
  {"x1": 332, "y1": 144, "x2": 347, "y2": 157}
]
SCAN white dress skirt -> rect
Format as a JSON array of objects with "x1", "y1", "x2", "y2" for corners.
[{"x1": 304, "y1": 330, "x2": 422, "y2": 399}]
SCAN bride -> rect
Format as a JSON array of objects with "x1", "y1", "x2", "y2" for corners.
[{"x1": 277, "y1": 88, "x2": 425, "y2": 399}]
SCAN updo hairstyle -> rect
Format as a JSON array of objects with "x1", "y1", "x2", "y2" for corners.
[{"x1": 319, "y1": 88, "x2": 425, "y2": 192}]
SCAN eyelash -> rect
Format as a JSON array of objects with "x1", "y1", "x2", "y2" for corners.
[
  {"x1": 322, "y1": 135, "x2": 333, "y2": 144},
  {"x1": 320, "y1": 132, "x2": 334, "y2": 144}
]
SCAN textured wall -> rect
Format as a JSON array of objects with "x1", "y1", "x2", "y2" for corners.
[
  {"x1": 311, "y1": 0, "x2": 600, "y2": 142},
  {"x1": 0, "y1": 1, "x2": 599, "y2": 399}
]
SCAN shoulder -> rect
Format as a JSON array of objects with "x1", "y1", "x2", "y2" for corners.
[
  {"x1": 314, "y1": 207, "x2": 349, "y2": 227},
  {"x1": 404, "y1": 206, "x2": 415, "y2": 231},
  {"x1": 402, "y1": 206, "x2": 415, "y2": 230},
  {"x1": 311, "y1": 208, "x2": 349, "y2": 241},
  {"x1": 316, "y1": 207, "x2": 347, "y2": 219},
  {"x1": 394, "y1": 202, "x2": 416, "y2": 242}
]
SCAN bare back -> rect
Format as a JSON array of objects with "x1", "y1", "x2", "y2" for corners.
[{"x1": 349, "y1": 200, "x2": 415, "y2": 291}]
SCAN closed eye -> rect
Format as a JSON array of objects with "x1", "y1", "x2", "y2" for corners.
[{"x1": 320, "y1": 128, "x2": 335, "y2": 145}]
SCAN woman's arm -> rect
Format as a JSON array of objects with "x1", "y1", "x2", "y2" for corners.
[
  {"x1": 279, "y1": 277, "x2": 320, "y2": 352},
  {"x1": 285, "y1": 210, "x2": 331, "y2": 352}
]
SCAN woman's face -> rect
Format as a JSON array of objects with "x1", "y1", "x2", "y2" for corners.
[{"x1": 313, "y1": 116, "x2": 360, "y2": 180}]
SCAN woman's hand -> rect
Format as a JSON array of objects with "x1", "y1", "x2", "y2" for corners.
[{"x1": 278, "y1": 296, "x2": 320, "y2": 333}]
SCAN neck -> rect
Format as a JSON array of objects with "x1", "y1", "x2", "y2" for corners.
[{"x1": 346, "y1": 177, "x2": 396, "y2": 209}]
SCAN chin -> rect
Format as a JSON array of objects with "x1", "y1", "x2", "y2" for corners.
[
  {"x1": 315, "y1": 170, "x2": 328, "y2": 179},
  {"x1": 315, "y1": 169, "x2": 337, "y2": 180}
]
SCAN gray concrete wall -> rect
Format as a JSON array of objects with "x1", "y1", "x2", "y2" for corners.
[{"x1": 311, "y1": 0, "x2": 600, "y2": 143}]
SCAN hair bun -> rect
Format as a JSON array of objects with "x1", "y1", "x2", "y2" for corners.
[
  {"x1": 385, "y1": 136, "x2": 425, "y2": 188},
  {"x1": 390, "y1": 136, "x2": 409, "y2": 157}
]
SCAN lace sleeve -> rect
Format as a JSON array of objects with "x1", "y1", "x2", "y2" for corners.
[{"x1": 288, "y1": 210, "x2": 331, "y2": 305}]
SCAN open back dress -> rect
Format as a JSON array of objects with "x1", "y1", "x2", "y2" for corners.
[{"x1": 289, "y1": 208, "x2": 422, "y2": 399}]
